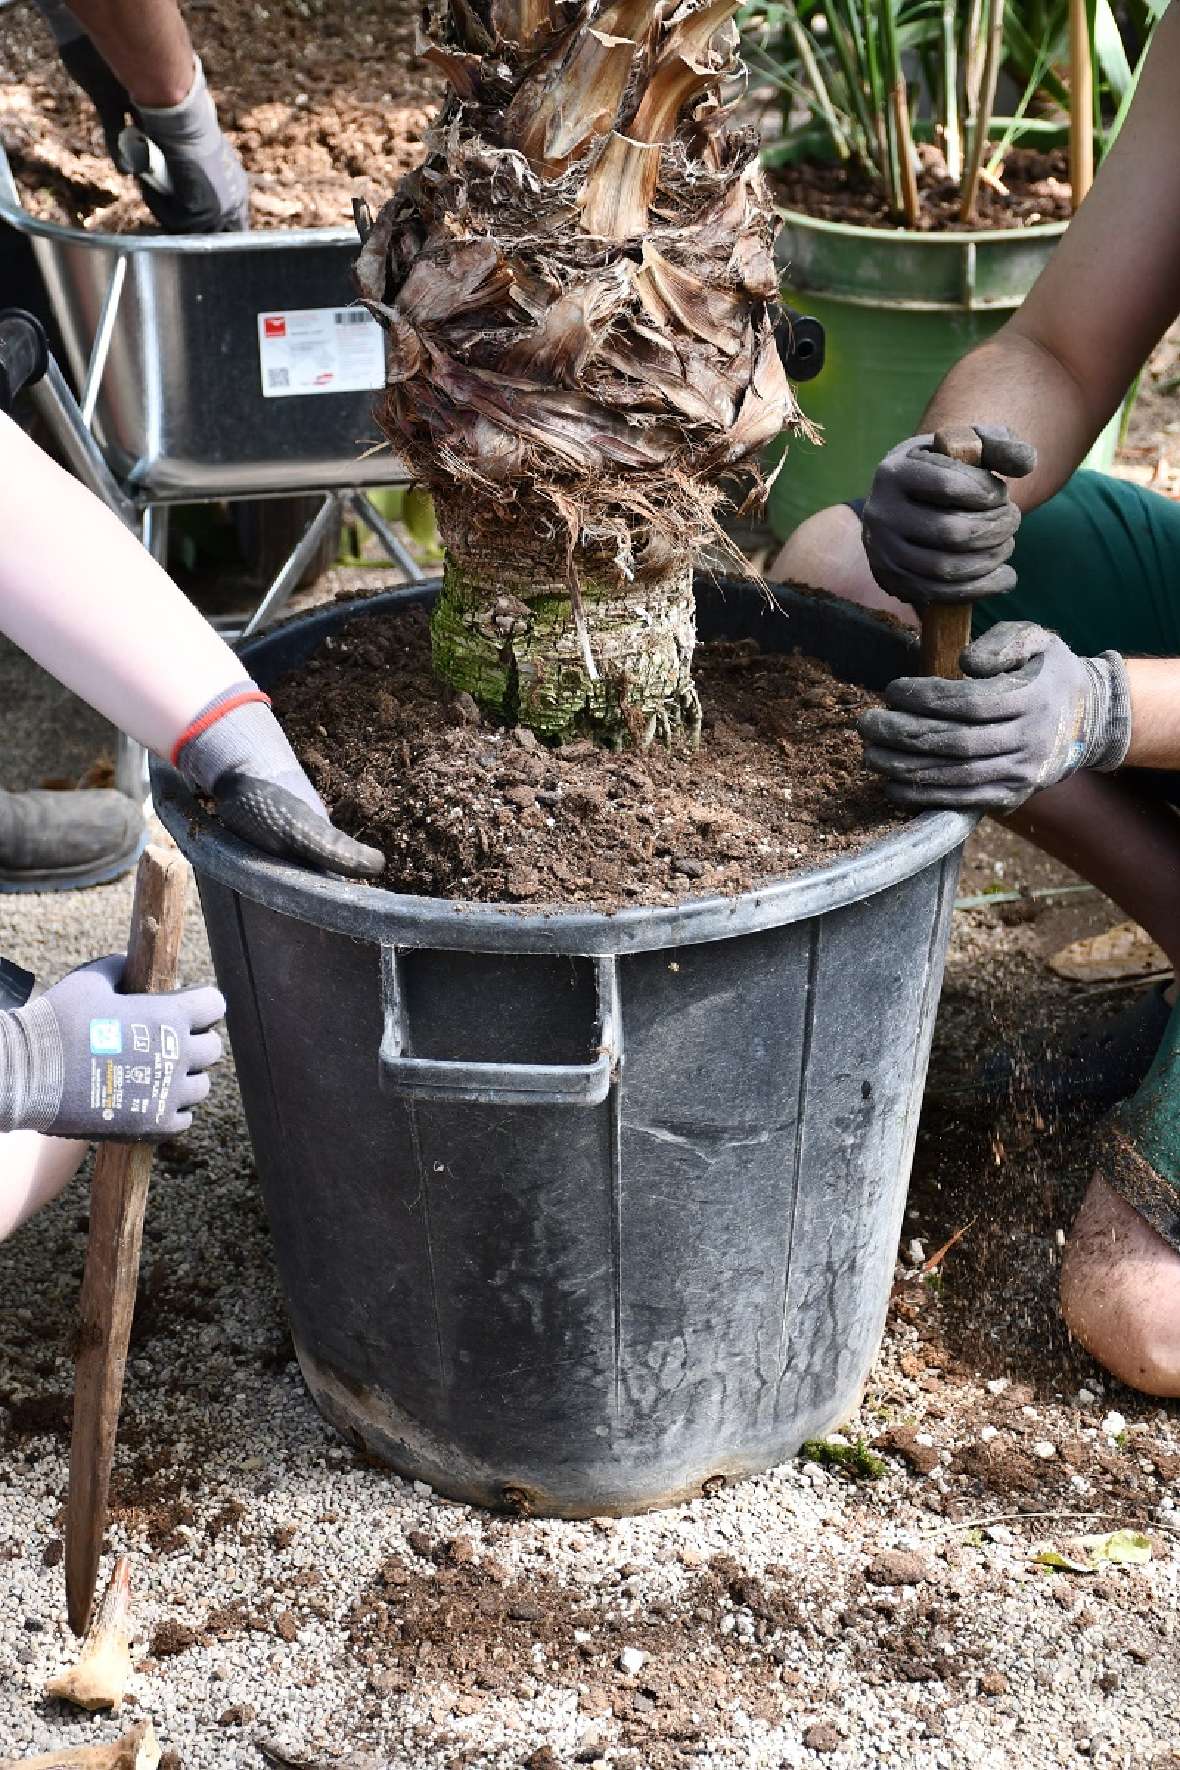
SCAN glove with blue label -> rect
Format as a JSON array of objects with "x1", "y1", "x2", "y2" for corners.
[
  {"x1": 859, "y1": 621, "x2": 1133, "y2": 812},
  {"x1": 0, "y1": 955, "x2": 225, "y2": 1139}
]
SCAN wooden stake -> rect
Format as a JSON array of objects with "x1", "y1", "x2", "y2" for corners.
[
  {"x1": 1069, "y1": 0, "x2": 1094, "y2": 208},
  {"x1": 921, "y1": 424, "x2": 984, "y2": 679},
  {"x1": 65, "y1": 845, "x2": 191, "y2": 1638}
]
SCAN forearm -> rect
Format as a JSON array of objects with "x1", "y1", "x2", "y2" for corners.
[
  {"x1": 0, "y1": 415, "x2": 247, "y2": 758},
  {"x1": 921, "y1": 325, "x2": 1101, "y2": 511},
  {"x1": 925, "y1": 5, "x2": 1180, "y2": 514},
  {"x1": 1123, "y1": 660, "x2": 1180, "y2": 770},
  {"x1": 0, "y1": 1132, "x2": 87, "y2": 1243},
  {"x1": 62, "y1": 0, "x2": 194, "y2": 105}
]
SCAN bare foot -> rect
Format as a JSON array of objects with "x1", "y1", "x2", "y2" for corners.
[{"x1": 1060, "y1": 1173, "x2": 1180, "y2": 1395}]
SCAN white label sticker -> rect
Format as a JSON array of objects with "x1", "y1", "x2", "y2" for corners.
[{"x1": 257, "y1": 306, "x2": 385, "y2": 398}]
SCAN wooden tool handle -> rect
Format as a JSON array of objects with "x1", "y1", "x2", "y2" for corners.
[
  {"x1": 65, "y1": 842, "x2": 191, "y2": 1637},
  {"x1": 920, "y1": 425, "x2": 983, "y2": 679}
]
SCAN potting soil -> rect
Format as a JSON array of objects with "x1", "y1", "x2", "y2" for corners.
[
  {"x1": 271, "y1": 597, "x2": 903, "y2": 909},
  {"x1": 0, "y1": 0, "x2": 441, "y2": 232},
  {"x1": 773, "y1": 144, "x2": 1075, "y2": 233}
]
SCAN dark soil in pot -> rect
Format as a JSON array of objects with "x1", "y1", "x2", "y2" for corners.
[
  {"x1": 772, "y1": 143, "x2": 1074, "y2": 232},
  {"x1": 270, "y1": 596, "x2": 903, "y2": 909}
]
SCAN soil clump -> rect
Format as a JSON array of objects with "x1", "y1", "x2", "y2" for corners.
[
  {"x1": 270, "y1": 596, "x2": 902, "y2": 909},
  {"x1": 774, "y1": 143, "x2": 1074, "y2": 232},
  {"x1": 0, "y1": 0, "x2": 441, "y2": 232}
]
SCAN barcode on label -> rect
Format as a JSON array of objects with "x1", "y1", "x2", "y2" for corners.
[
  {"x1": 335, "y1": 310, "x2": 371, "y2": 326},
  {"x1": 267, "y1": 367, "x2": 290, "y2": 389}
]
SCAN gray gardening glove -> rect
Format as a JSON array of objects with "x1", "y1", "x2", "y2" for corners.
[
  {"x1": 859, "y1": 622, "x2": 1133, "y2": 812},
  {"x1": 117, "y1": 57, "x2": 249, "y2": 234},
  {"x1": 0, "y1": 955, "x2": 225, "y2": 1139},
  {"x1": 175, "y1": 686, "x2": 385, "y2": 879},
  {"x1": 862, "y1": 425, "x2": 1037, "y2": 606}
]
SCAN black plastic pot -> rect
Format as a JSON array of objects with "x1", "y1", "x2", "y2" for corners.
[{"x1": 155, "y1": 577, "x2": 973, "y2": 1516}]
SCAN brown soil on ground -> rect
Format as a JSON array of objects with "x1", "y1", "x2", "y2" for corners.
[
  {"x1": 0, "y1": 0, "x2": 442, "y2": 231},
  {"x1": 773, "y1": 143, "x2": 1074, "y2": 232},
  {"x1": 271, "y1": 594, "x2": 902, "y2": 908}
]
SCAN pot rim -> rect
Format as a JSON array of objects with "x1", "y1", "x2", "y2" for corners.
[
  {"x1": 774, "y1": 204, "x2": 1070, "y2": 248},
  {"x1": 153, "y1": 583, "x2": 974, "y2": 959}
]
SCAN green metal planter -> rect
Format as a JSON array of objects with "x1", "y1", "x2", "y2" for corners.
[{"x1": 769, "y1": 209, "x2": 1120, "y2": 539}]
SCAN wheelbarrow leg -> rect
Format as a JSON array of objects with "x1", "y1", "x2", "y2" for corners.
[
  {"x1": 114, "y1": 508, "x2": 169, "y2": 802},
  {"x1": 238, "y1": 491, "x2": 341, "y2": 640}
]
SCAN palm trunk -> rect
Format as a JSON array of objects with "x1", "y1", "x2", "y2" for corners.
[{"x1": 356, "y1": 0, "x2": 801, "y2": 744}]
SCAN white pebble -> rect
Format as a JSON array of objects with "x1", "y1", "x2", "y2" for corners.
[
  {"x1": 1033, "y1": 1442, "x2": 1056, "y2": 1460},
  {"x1": 1101, "y1": 1411, "x2": 1126, "y2": 1439},
  {"x1": 619, "y1": 1647, "x2": 647, "y2": 1676},
  {"x1": 980, "y1": 1425, "x2": 998, "y2": 1443},
  {"x1": 906, "y1": 1239, "x2": 926, "y2": 1267},
  {"x1": 1076, "y1": 1387, "x2": 1096, "y2": 1406},
  {"x1": 986, "y1": 1377, "x2": 1009, "y2": 1396}
]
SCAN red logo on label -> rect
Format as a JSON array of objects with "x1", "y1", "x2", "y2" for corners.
[
  {"x1": 314, "y1": 372, "x2": 334, "y2": 385},
  {"x1": 263, "y1": 316, "x2": 287, "y2": 338}
]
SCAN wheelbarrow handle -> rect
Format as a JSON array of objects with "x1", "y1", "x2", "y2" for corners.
[{"x1": 0, "y1": 308, "x2": 49, "y2": 416}]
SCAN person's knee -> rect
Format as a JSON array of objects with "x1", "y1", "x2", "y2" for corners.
[
  {"x1": 770, "y1": 505, "x2": 859, "y2": 592},
  {"x1": 1060, "y1": 1175, "x2": 1180, "y2": 1397},
  {"x1": 770, "y1": 505, "x2": 918, "y2": 627}
]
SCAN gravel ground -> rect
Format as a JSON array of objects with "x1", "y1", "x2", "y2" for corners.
[{"x1": 2, "y1": 637, "x2": 1178, "y2": 1769}]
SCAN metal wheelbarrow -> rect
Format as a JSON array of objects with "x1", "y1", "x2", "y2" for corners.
[{"x1": 0, "y1": 138, "x2": 419, "y2": 812}]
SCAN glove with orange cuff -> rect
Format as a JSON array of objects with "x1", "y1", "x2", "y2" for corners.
[{"x1": 174, "y1": 685, "x2": 384, "y2": 878}]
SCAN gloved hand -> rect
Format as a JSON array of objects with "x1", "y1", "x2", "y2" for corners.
[
  {"x1": 117, "y1": 58, "x2": 249, "y2": 234},
  {"x1": 0, "y1": 955, "x2": 224, "y2": 1139},
  {"x1": 859, "y1": 622, "x2": 1133, "y2": 813},
  {"x1": 174, "y1": 686, "x2": 385, "y2": 879},
  {"x1": 57, "y1": 33, "x2": 132, "y2": 164},
  {"x1": 862, "y1": 425, "x2": 1037, "y2": 607}
]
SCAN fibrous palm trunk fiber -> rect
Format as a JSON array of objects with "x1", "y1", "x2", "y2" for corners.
[{"x1": 355, "y1": 0, "x2": 803, "y2": 743}]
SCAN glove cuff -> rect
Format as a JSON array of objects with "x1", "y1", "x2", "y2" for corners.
[
  {"x1": 0, "y1": 997, "x2": 64, "y2": 1135},
  {"x1": 1082, "y1": 652, "x2": 1133, "y2": 774},
  {"x1": 170, "y1": 682, "x2": 271, "y2": 767},
  {"x1": 175, "y1": 686, "x2": 325, "y2": 815}
]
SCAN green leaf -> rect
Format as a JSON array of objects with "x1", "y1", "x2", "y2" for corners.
[
  {"x1": 1033, "y1": 1548, "x2": 1095, "y2": 1573},
  {"x1": 1091, "y1": 0, "x2": 1133, "y2": 99},
  {"x1": 1033, "y1": 1528, "x2": 1153, "y2": 1574},
  {"x1": 1081, "y1": 1529, "x2": 1153, "y2": 1566}
]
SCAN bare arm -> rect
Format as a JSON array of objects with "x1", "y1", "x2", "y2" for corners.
[
  {"x1": 1122, "y1": 661, "x2": 1180, "y2": 769},
  {"x1": 0, "y1": 1134, "x2": 87, "y2": 1243},
  {"x1": 923, "y1": 2, "x2": 1180, "y2": 510},
  {"x1": 0, "y1": 414, "x2": 247, "y2": 756},
  {"x1": 63, "y1": 0, "x2": 194, "y2": 106}
]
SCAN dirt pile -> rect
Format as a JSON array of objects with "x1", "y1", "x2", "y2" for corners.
[
  {"x1": 0, "y1": 0, "x2": 441, "y2": 232},
  {"x1": 774, "y1": 144, "x2": 1074, "y2": 232},
  {"x1": 270, "y1": 595, "x2": 902, "y2": 909}
]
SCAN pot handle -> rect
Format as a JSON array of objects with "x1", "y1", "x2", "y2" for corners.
[{"x1": 378, "y1": 947, "x2": 622, "y2": 1107}]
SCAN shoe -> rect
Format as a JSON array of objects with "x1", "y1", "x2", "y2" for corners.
[{"x1": 0, "y1": 788, "x2": 146, "y2": 892}]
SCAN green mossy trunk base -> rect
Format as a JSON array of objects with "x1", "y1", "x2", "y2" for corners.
[{"x1": 430, "y1": 501, "x2": 699, "y2": 746}]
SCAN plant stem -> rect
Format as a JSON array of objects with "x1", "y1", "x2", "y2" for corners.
[
  {"x1": 940, "y1": 0, "x2": 961, "y2": 180},
  {"x1": 1069, "y1": 0, "x2": 1095, "y2": 204},
  {"x1": 878, "y1": 0, "x2": 907, "y2": 220},
  {"x1": 819, "y1": 0, "x2": 875, "y2": 154},
  {"x1": 890, "y1": 79, "x2": 920, "y2": 226},
  {"x1": 783, "y1": 0, "x2": 851, "y2": 159},
  {"x1": 959, "y1": 0, "x2": 1004, "y2": 220}
]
